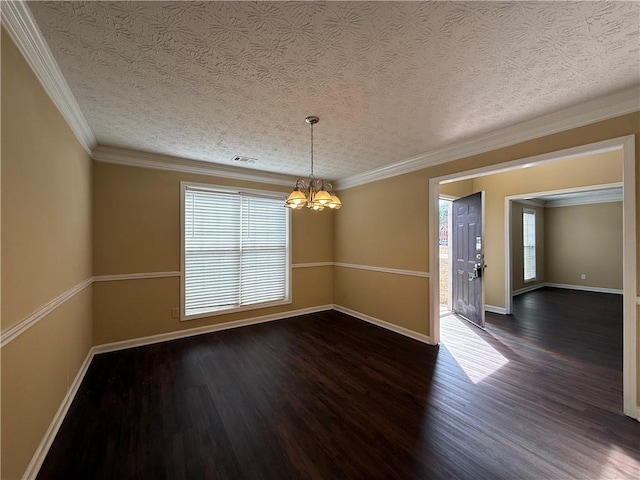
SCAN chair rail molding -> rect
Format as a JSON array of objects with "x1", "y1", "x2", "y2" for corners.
[
  {"x1": 334, "y1": 262, "x2": 429, "y2": 278},
  {"x1": 1, "y1": 278, "x2": 93, "y2": 348},
  {"x1": 93, "y1": 271, "x2": 181, "y2": 282}
]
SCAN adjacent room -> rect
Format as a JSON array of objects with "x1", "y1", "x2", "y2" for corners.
[
  {"x1": 437, "y1": 150, "x2": 627, "y2": 425},
  {"x1": 2, "y1": 2, "x2": 639, "y2": 479}
]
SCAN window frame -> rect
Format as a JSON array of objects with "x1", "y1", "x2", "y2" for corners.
[
  {"x1": 180, "y1": 181, "x2": 291, "y2": 321},
  {"x1": 522, "y1": 208, "x2": 536, "y2": 283}
]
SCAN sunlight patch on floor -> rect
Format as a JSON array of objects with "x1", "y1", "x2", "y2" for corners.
[
  {"x1": 441, "y1": 313, "x2": 509, "y2": 384},
  {"x1": 597, "y1": 445, "x2": 640, "y2": 480}
]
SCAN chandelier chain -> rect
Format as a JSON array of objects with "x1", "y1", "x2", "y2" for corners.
[{"x1": 310, "y1": 121, "x2": 314, "y2": 177}]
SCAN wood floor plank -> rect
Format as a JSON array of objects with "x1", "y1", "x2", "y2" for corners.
[{"x1": 37, "y1": 288, "x2": 639, "y2": 479}]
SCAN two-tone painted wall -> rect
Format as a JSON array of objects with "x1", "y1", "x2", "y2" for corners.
[
  {"x1": 3, "y1": 23, "x2": 640, "y2": 480},
  {"x1": 1, "y1": 31, "x2": 93, "y2": 480}
]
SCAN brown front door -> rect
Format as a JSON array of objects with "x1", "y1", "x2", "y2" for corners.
[{"x1": 452, "y1": 192, "x2": 485, "y2": 328}]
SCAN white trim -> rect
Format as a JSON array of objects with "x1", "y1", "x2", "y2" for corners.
[
  {"x1": 292, "y1": 262, "x2": 333, "y2": 269},
  {"x1": 515, "y1": 199, "x2": 545, "y2": 208},
  {"x1": 481, "y1": 192, "x2": 487, "y2": 327},
  {"x1": 20, "y1": 304, "x2": 331, "y2": 479},
  {"x1": 21, "y1": 347, "x2": 95, "y2": 480},
  {"x1": 94, "y1": 146, "x2": 298, "y2": 187},
  {"x1": 505, "y1": 198, "x2": 513, "y2": 314},
  {"x1": 0, "y1": 278, "x2": 93, "y2": 348},
  {"x1": 93, "y1": 271, "x2": 180, "y2": 282},
  {"x1": 636, "y1": 297, "x2": 640, "y2": 306},
  {"x1": 505, "y1": 182, "x2": 623, "y2": 313},
  {"x1": 181, "y1": 299, "x2": 293, "y2": 322},
  {"x1": 513, "y1": 283, "x2": 547, "y2": 296},
  {"x1": 179, "y1": 181, "x2": 292, "y2": 322},
  {"x1": 3, "y1": 0, "x2": 636, "y2": 193},
  {"x1": 544, "y1": 189, "x2": 623, "y2": 208},
  {"x1": 439, "y1": 193, "x2": 458, "y2": 201},
  {"x1": 485, "y1": 305, "x2": 507, "y2": 315},
  {"x1": 429, "y1": 177, "x2": 442, "y2": 345},
  {"x1": 333, "y1": 305, "x2": 433, "y2": 345},
  {"x1": 430, "y1": 134, "x2": 636, "y2": 420},
  {"x1": 337, "y1": 89, "x2": 639, "y2": 190},
  {"x1": 620, "y1": 134, "x2": 637, "y2": 419},
  {"x1": 334, "y1": 262, "x2": 429, "y2": 278},
  {"x1": 93, "y1": 305, "x2": 333, "y2": 354},
  {"x1": 1, "y1": 1, "x2": 96, "y2": 154},
  {"x1": 544, "y1": 283, "x2": 623, "y2": 295}
]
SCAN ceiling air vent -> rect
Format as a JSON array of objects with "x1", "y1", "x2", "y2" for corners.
[{"x1": 232, "y1": 155, "x2": 256, "y2": 164}]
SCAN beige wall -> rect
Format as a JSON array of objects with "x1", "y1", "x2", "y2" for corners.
[
  {"x1": 3, "y1": 22, "x2": 640, "y2": 479},
  {"x1": 1, "y1": 30, "x2": 94, "y2": 479},
  {"x1": 438, "y1": 150, "x2": 622, "y2": 306},
  {"x1": 92, "y1": 161, "x2": 334, "y2": 345},
  {"x1": 470, "y1": 150, "x2": 622, "y2": 306},
  {"x1": 511, "y1": 202, "x2": 546, "y2": 292},
  {"x1": 333, "y1": 171, "x2": 431, "y2": 333},
  {"x1": 439, "y1": 178, "x2": 473, "y2": 198},
  {"x1": 545, "y1": 202, "x2": 623, "y2": 290},
  {"x1": 335, "y1": 111, "x2": 639, "y2": 401}
]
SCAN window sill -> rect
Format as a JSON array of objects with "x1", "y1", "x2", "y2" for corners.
[{"x1": 180, "y1": 298, "x2": 292, "y2": 322}]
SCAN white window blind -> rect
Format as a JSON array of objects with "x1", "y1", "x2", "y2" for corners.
[
  {"x1": 523, "y1": 209, "x2": 536, "y2": 281},
  {"x1": 183, "y1": 185, "x2": 289, "y2": 318}
]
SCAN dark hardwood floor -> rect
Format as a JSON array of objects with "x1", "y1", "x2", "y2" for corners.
[{"x1": 38, "y1": 288, "x2": 639, "y2": 479}]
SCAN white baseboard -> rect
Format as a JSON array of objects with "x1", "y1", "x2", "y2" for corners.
[
  {"x1": 333, "y1": 304, "x2": 433, "y2": 345},
  {"x1": 93, "y1": 305, "x2": 333, "y2": 354},
  {"x1": 22, "y1": 347, "x2": 95, "y2": 480},
  {"x1": 514, "y1": 282, "x2": 623, "y2": 296},
  {"x1": 23, "y1": 304, "x2": 334, "y2": 479},
  {"x1": 545, "y1": 283, "x2": 623, "y2": 295},
  {"x1": 513, "y1": 283, "x2": 547, "y2": 296},
  {"x1": 485, "y1": 305, "x2": 507, "y2": 315}
]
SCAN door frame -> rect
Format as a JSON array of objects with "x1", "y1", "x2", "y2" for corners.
[
  {"x1": 428, "y1": 134, "x2": 637, "y2": 419},
  {"x1": 505, "y1": 182, "x2": 623, "y2": 314}
]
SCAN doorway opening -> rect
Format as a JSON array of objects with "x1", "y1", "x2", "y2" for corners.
[
  {"x1": 505, "y1": 185, "x2": 623, "y2": 313},
  {"x1": 428, "y1": 135, "x2": 636, "y2": 419}
]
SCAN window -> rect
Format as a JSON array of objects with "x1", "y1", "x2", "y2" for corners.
[
  {"x1": 523, "y1": 209, "x2": 536, "y2": 281},
  {"x1": 182, "y1": 183, "x2": 290, "y2": 319}
]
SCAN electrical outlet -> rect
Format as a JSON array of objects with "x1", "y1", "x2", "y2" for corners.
[
  {"x1": 171, "y1": 308, "x2": 179, "y2": 318},
  {"x1": 580, "y1": 274, "x2": 586, "y2": 280}
]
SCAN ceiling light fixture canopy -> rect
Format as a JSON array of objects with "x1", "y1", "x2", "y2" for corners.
[{"x1": 285, "y1": 116, "x2": 342, "y2": 211}]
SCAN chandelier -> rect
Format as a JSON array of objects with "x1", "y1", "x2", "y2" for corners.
[{"x1": 285, "y1": 116, "x2": 342, "y2": 211}]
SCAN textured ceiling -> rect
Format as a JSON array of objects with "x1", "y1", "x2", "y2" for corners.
[{"x1": 27, "y1": 1, "x2": 640, "y2": 180}]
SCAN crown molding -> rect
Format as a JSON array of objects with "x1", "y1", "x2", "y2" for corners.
[
  {"x1": 336, "y1": 87, "x2": 640, "y2": 190},
  {"x1": 92, "y1": 145, "x2": 298, "y2": 187},
  {"x1": 1, "y1": 1, "x2": 96, "y2": 154},
  {"x1": 3, "y1": 0, "x2": 637, "y2": 188},
  {"x1": 514, "y1": 199, "x2": 545, "y2": 208},
  {"x1": 544, "y1": 188, "x2": 623, "y2": 208}
]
